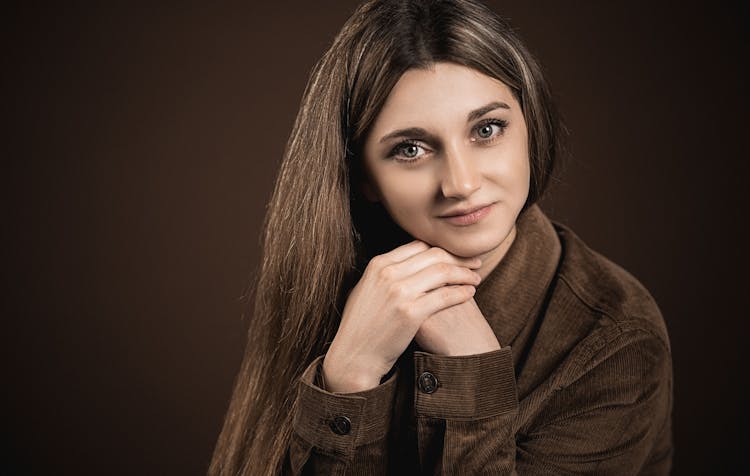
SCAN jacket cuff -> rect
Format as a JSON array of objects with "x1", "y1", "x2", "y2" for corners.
[
  {"x1": 413, "y1": 346, "x2": 518, "y2": 420},
  {"x1": 292, "y1": 355, "x2": 398, "y2": 458}
]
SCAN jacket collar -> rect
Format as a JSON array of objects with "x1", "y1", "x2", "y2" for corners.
[{"x1": 475, "y1": 203, "x2": 562, "y2": 348}]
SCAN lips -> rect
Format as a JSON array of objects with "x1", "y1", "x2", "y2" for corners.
[{"x1": 438, "y1": 202, "x2": 495, "y2": 226}]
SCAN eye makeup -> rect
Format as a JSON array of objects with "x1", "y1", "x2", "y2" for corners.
[
  {"x1": 385, "y1": 117, "x2": 510, "y2": 163},
  {"x1": 470, "y1": 118, "x2": 509, "y2": 144},
  {"x1": 387, "y1": 139, "x2": 431, "y2": 163}
]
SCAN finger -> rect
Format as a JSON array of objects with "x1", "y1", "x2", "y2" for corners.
[
  {"x1": 373, "y1": 240, "x2": 430, "y2": 267},
  {"x1": 414, "y1": 284, "x2": 476, "y2": 317},
  {"x1": 388, "y1": 246, "x2": 482, "y2": 280},
  {"x1": 399, "y1": 262, "x2": 481, "y2": 296}
]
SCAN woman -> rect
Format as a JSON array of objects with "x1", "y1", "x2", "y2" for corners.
[{"x1": 210, "y1": 0, "x2": 673, "y2": 474}]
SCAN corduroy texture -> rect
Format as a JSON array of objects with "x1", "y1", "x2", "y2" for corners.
[
  {"x1": 294, "y1": 355, "x2": 400, "y2": 454},
  {"x1": 284, "y1": 204, "x2": 673, "y2": 475},
  {"x1": 413, "y1": 348, "x2": 518, "y2": 420}
]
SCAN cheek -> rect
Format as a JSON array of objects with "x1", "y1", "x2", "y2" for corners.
[
  {"x1": 494, "y1": 132, "x2": 530, "y2": 190},
  {"x1": 378, "y1": 172, "x2": 433, "y2": 212},
  {"x1": 480, "y1": 145, "x2": 530, "y2": 190},
  {"x1": 510, "y1": 153, "x2": 531, "y2": 187}
]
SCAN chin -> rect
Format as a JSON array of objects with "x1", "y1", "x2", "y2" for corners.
[
  {"x1": 440, "y1": 243, "x2": 500, "y2": 259},
  {"x1": 432, "y1": 230, "x2": 511, "y2": 259}
]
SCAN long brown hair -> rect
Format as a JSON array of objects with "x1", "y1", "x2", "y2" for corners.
[{"x1": 209, "y1": 1, "x2": 564, "y2": 474}]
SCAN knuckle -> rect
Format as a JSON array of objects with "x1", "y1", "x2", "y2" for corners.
[
  {"x1": 429, "y1": 247, "x2": 449, "y2": 260},
  {"x1": 387, "y1": 282, "x2": 407, "y2": 300},
  {"x1": 462, "y1": 285, "x2": 476, "y2": 299},
  {"x1": 435, "y1": 262, "x2": 453, "y2": 276},
  {"x1": 378, "y1": 264, "x2": 396, "y2": 282},
  {"x1": 395, "y1": 301, "x2": 416, "y2": 320},
  {"x1": 369, "y1": 255, "x2": 385, "y2": 269},
  {"x1": 443, "y1": 285, "x2": 469, "y2": 304},
  {"x1": 441, "y1": 287, "x2": 458, "y2": 305}
]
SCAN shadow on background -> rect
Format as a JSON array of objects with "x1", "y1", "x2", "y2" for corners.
[{"x1": 4, "y1": 1, "x2": 747, "y2": 474}]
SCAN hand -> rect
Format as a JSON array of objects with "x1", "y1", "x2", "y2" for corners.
[
  {"x1": 415, "y1": 297, "x2": 501, "y2": 356},
  {"x1": 322, "y1": 241, "x2": 481, "y2": 393}
]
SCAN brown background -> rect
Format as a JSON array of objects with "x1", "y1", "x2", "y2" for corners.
[{"x1": 4, "y1": 1, "x2": 747, "y2": 474}]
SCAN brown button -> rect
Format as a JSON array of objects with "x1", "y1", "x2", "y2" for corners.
[
  {"x1": 330, "y1": 415, "x2": 351, "y2": 435},
  {"x1": 418, "y1": 371, "x2": 438, "y2": 394}
]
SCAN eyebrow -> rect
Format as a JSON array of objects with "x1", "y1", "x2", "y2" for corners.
[
  {"x1": 467, "y1": 101, "x2": 511, "y2": 122},
  {"x1": 378, "y1": 101, "x2": 511, "y2": 144},
  {"x1": 378, "y1": 127, "x2": 433, "y2": 144}
]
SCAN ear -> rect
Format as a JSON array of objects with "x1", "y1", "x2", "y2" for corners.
[{"x1": 361, "y1": 180, "x2": 380, "y2": 203}]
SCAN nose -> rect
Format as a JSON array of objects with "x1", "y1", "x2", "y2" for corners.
[{"x1": 440, "y1": 145, "x2": 481, "y2": 199}]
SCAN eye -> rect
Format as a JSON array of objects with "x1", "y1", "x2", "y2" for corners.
[
  {"x1": 471, "y1": 119, "x2": 509, "y2": 142},
  {"x1": 402, "y1": 144, "x2": 420, "y2": 158},
  {"x1": 478, "y1": 124, "x2": 495, "y2": 138},
  {"x1": 388, "y1": 140, "x2": 429, "y2": 162}
]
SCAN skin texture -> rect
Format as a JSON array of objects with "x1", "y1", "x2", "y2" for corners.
[
  {"x1": 323, "y1": 63, "x2": 531, "y2": 393},
  {"x1": 362, "y1": 62, "x2": 530, "y2": 280}
]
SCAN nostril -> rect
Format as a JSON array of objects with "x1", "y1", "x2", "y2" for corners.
[
  {"x1": 440, "y1": 150, "x2": 481, "y2": 198},
  {"x1": 442, "y1": 173, "x2": 481, "y2": 198}
]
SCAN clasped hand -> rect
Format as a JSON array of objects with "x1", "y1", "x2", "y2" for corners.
[{"x1": 322, "y1": 240, "x2": 501, "y2": 393}]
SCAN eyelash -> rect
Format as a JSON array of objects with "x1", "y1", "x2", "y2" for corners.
[
  {"x1": 387, "y1": 118, "x2": 509, "y2": 163},
  {"x1": 472, "y1": 118, "x2": 509, "y2": 143},
  {"x1": 388, "y1": 140, "x2": 425, "y2": 163}
]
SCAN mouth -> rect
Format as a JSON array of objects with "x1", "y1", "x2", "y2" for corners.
[{"x1": 438, "y1": 202, "x2": 495, "y2": 226}]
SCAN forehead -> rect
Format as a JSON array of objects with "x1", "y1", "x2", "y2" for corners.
[{"x1": 370, "y1": 62, "x2": 518, "y2": 132}]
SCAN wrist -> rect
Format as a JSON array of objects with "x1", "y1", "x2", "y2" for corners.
[
  {"x1": 321, "y1": 355, "x2": 384, "y2": 393},
  {"x1": 447, "y1": 340, "x2": 501, "y2": 357}
]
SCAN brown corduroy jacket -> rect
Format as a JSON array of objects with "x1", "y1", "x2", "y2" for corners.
[{"x1": 284, "y1": 204, "x2": 673, "y2": 475}]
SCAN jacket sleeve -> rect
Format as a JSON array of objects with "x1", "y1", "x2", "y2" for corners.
[
  {"x1": 413, "y1": 325, "x2": 672, "y2": 475},
  {"x1": 412, "y1": 347, "x2": 520, "y2": 474},
  {"x1": 284, "y1": 355, "x2": 399, "y2": 475}
]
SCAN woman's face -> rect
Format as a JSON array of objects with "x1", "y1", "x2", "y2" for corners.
[{"x1": 362, "y1": 62, "x2": 530, "y2": 268}]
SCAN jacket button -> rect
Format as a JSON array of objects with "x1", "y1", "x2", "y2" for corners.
[
  {"x1": 329, "y1": 415, "x2": 351, "y2": 435},
  {"x1": 418, "y1": 371, "x2": 438, "y2": 394}
]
